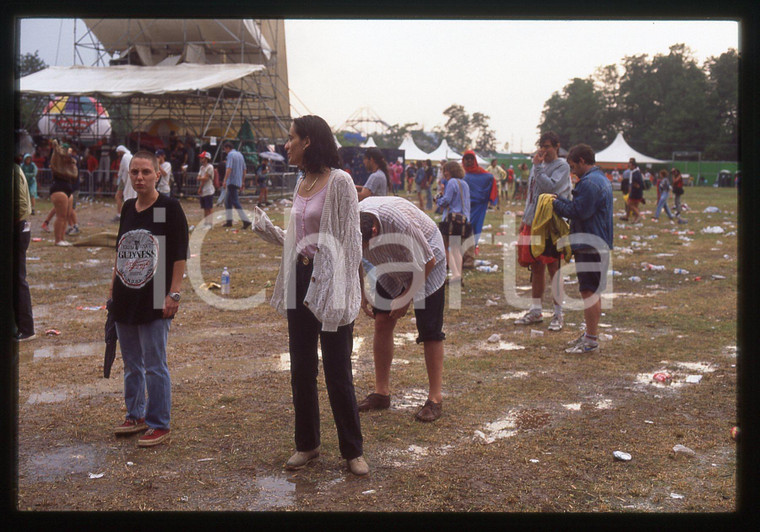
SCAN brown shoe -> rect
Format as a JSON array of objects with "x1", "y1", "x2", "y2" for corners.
[
  {"x1": 357, "y1": 393, "x2": 391, "y2": 412},
  {"x1": 347, "y1": 456, "x2": 370, "y2": 476},
  {"x1": 415, "y1": 399, "x2": 442, "y2": 422}
]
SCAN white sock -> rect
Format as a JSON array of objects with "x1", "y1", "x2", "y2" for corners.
[
  {"x1": 554, "y1": 304, "x2": 562, "y2": 316},
  {"x1": 530, "y1": 300, "x2": 542, "y2": 313}
]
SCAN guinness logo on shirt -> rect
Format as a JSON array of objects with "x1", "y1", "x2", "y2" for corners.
[{"x1": 116, "y1": 229, "x2": 159, "y2": 288}]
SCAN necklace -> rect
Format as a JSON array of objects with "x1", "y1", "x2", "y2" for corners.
[
  {"x1": 303, "y1": 168, "x2": 327, "y2": 192},
  {"x1": 303, "y1": 175, "x2": 319, "y2": 191}
]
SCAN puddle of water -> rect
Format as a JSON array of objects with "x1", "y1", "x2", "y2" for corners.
[
  {"x1": 482, "y1": 341, "x2": 526, "y2": 351},
  {"x1": 248, "y1": 474, "x2": 296, "y2": 510},
  {"x1": 29, "y1": 342, "x2": 102, "y2": 362},
  {"x1": 673, "y1": 361, "x2": 715, "y2": 373},
  {"x1": 595, "y1": 399, "x2": 613, "y2": 410},
  {"x1": 635, "y1": 373, "x2": 685, "y2": 389},
  {"x1": 23, "y1": 445, "x2": 103, "y2": 482},
  {"x1": 25, "y1": 380, "x2": 122, "y2": 404},
  {"x1": 27, "y1": 389, "x2": 70, "y2": 404},
  {"x1": 393, "y1": 332, "x2": 417, "y2": 346},
  {"x1": 499, "y1": 311, "x2": 552, "y2": 321}
]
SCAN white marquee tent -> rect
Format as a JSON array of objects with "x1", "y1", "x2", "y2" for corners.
[
  {"x1": 360, "y1": 136, "x2": 377, "y2": 148},
  {"x1": 595, "y1": 131, "x2": 669, "y2": 164},
  {"x1": 397, "y1": 134, "x2": 430, "y2": 161},
  {"x1": 427, "y1": 139, "x2": 461, "y2": 162}
]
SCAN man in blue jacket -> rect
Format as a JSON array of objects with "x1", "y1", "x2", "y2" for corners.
[{"x1": 552, "y1": 144, "x2": 613, "y2": 354}]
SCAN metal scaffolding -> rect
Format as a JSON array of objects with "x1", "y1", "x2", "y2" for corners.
[{"x1": 21, "y1": 19, "x2": 292, "y2": 147}]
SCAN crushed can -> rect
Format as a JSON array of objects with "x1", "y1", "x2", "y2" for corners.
[{"x1": 653, "y1": 372, "x2": 672, "y2": 385}]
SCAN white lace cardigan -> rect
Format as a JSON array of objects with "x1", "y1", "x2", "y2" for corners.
[{"x1": 253, "y1": 169, "x2": 362, "y2": 331}]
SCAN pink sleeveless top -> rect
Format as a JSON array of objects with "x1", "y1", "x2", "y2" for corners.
[{"x1": 293, "y1": 183, "x2": 328, "y2": 258}]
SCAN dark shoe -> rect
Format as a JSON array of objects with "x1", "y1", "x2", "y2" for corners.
[
  {"x1": 114, "y1": 417, "x2": 148, "y2": 435},
  {"x1": 415, "y1": 399, "x2": 442, "y2": 422},
  {"x1": 285, "y1": 447, "x2": 320, "y2": 470},
  {"x1": 15, "y1": 331, "x2": 36, "y2": 342},
  {"x1": 222, "y1": 221, "x2": 233, "y2": 228},
  {"x1": 242, "y1": 221, "x2": 252, "y2": 230},
  {"x1": 137, "y1": 427, "x2": 171, "y2": 447},
  {"x1": 357, "y1": 393, "x2": 391, "y2": 412}
]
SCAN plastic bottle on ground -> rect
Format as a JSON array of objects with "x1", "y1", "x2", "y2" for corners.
[{"x1": 221, "y1": 267, "x2": 230, "y2": 295}]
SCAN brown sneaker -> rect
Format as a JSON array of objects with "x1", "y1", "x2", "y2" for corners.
[
  {"x1": 114, "y1": 417, "x2": 147, "y2": 435},
  {"x1": 137, "y1": 428, "x2": 171, "y2": 447},
  {"x1": 357, "y1": 393, "x2": 391, "y2": 412},
  {"x1": 415, "y1": 399, "x2": 442, "y2": 422}
]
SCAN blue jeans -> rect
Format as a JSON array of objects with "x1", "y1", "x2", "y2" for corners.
[
  {"x1": 654, "y1": 191, "x2": 674, "y2": 220},
  {"x1": 224, "y1": 184, "x2": 251, "y2": 224},
  {"x1": 116, "y1": 319, "x2": 172, "y2": 430},
  {"x1": 424, "y1": 186, "x2": 433, "y2": 210}
]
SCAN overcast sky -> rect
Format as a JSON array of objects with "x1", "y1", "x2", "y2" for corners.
[{"x1": 19, "y1": 18, "x2": 738, "y2": 153}]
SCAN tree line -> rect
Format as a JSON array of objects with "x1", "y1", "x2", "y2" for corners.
[{"x1": 538, "y1": 44, "x2": 738, "y2": 161}]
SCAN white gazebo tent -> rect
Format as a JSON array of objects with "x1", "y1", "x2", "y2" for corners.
[
  {"x1": 397, "y1": 134, "x2": 431, "y2": 161},
  {"x1": 470, "y1": 151, "x2": 491, "y2": 167},
  {"x1": 595, "y1": 132, "x2": 669, "y2": 164},
  {"x1": 333, "y1": 134, "x2": 342, "y2": 149},
  {"x1": 360, "y1": 136, "x2": 377, "y2": 148},
  {"x1": 427, "y1": 139, "x2": 461, "y2": 162}
]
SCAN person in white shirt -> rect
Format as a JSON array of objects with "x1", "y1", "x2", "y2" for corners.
[
  {"x1": 155, "y1": 149, "x2": 173, "y2": 196},
  {"x1": 114, "y1": 145, "x2": 134, "y2": 219},
  {"x1": 357, "y1": 195, "x2": 447, "y2": 423},
  {"x1": 196, "y1": 151, "x2": 215, "y2": 226}
]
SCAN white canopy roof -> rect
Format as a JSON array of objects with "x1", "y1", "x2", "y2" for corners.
[
  {"x1": 595, "y1": 132, "x2": 669, "y2": 164},
  {"x1": 427, "y1": 139, "x2": 461, "y2": 162},
  {"x1": 334, "y1": 134, "x2": 342, "y2": 149},
  {"x1": 397, "y1": 134, "x2": 430, "y2": 161},
  {"x1": 19, "y1": 64, "x2": 265, "y2": 97},
  {"x1": 360, "y1": 136, "x2": 377, "y2": 148},
  {"x1": 82, "y1": 19, "x2": 272, "y2": 63}
]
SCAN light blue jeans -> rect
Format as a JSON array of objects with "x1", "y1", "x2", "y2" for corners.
[
  {"x1": 654, "y1": 191, "x2": 674, "y2": 220},
  {"x1": 116, "y1": 319, "x2": 172, "y2": 430}
]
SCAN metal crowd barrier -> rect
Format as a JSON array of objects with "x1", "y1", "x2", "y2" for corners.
[{"x1": 35, "y1": 168, "x2": 301, "y2": 202}]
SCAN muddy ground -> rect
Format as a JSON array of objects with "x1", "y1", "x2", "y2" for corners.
[{"x1": 14, "y1": 186, "x2": 737, "y2": 513}]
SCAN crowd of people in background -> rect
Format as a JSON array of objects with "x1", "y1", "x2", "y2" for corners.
[{"x1": 13, "y1": 114, "x2": 722, "y2": 478}]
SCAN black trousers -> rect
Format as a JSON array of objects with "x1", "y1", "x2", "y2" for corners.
[
  {"x1": 286, "y1": 259, "x2": 363, "y2": 460},
  {"x1": 13, "y1": 221, "x2": 34, "y2": 336}
]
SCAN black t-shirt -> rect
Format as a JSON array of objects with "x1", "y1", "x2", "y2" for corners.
[{"x1": 112, "y1": 194, "x2": 189, "y2": 324}]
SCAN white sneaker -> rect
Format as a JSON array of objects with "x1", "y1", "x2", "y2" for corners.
[
  {"x1": 565, "y1": 336, "x2": 599, "y2": 354},
  {"x1": 55, "y1": 240, "x2": 72, "y2": 247},
  {"x1": 515, "y1": 310, "x2": 543, "y2": 325},
  {"x1": 548, "y1": 314, "x2": 563, "y2": 331},
  {"x1": 567, "y1": 333, "x2": 585, "y2": 346}
]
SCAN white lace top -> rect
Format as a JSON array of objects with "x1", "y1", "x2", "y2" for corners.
[{"x1": 253, "y1": 169, "x2": 362, "y2": 331}]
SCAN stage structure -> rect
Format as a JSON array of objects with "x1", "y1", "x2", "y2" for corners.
[
  {"x1": 19, "y1": 19, "x2": 292, "y2": 155},
  {"x1": 337, "y1": 106, "x2": 392, "y2": 139}
]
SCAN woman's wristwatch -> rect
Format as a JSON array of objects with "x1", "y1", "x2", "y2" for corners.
[{"x1": 169, "y1": 292, "x2": 181, "y2": 302}]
